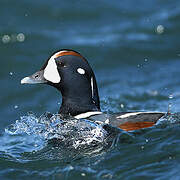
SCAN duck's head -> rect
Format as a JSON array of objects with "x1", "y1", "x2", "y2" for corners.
[{"x1": 21, "y1": 49, "x2": 101, "y2": 117}]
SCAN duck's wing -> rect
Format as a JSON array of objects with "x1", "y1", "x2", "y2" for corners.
[
  {"x1": 110, "y1": 112, "x2": 165, "y2": 131},
  {"x1": 89, "y1": 112, "x2": 165, "y2": 131}
]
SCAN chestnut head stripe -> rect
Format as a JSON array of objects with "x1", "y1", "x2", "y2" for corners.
[{"x1": 55, "y1": 51, "x2": 85, "y2": 60}]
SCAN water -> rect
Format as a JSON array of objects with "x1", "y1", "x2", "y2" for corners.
[{"x1": 1, "y1": 0, "x2": 180, "y2": 179}]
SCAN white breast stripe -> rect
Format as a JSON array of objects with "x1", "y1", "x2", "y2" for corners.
[
  {"x1": 74, "y1": 111, "x2": 102, "y2": 119},
  {"x1": 117, "y1": 112, "x2": 164, "y2": 119},
  {"x1": 44, "y1": 55, "x2": 61, "y2": 83}
]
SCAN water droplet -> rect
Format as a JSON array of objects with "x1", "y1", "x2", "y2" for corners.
[
  {"x1": 149, "y1": 90, "x2": 158, "y2": 96},
  {"x1": 169, "y1": 156, "x2": 172, "y2": 160},
  {"x1": 66, "y1": 165, "x2": 74, "y2": 171},
  {"x1": 2, "y1": 35, "x2": 11, "y2": 43},
  {"x1": 17, "y1": 33, "x2": 25, "y2": 42},
  {"x1": 9, "y1": 72, "x2": 13, "y2": 76},
  {"x1": 14, "y1": 105, "x2": 18, "y2": 109},
  {"x1": 156, "y1": 25, "x2": 164, "y2": 34},
  {"x1": 120, "y1": 104, "x2": 124, "y2": 108},
  {"x1": 144, "y1": 58, "x2": 148, "y2": 62},
  {"x1": 81, "y1": 173, "x2": 86, "y2": 176},
  {"x1": 167, "y1": 103, "x2": 172, "y2": 115},
  {"x1": 169, "y1": 94, "x2": 173, "y2": 99}
]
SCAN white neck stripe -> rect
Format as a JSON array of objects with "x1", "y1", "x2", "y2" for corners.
[
  {"x1": 91, "y1": 77, "x2": 94, "y2": 98},
  {"x1": 74, "y1": 111, "x2": 102, "y2": 119}
]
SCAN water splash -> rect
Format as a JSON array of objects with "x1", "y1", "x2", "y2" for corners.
[
  {"x1": 5, "y1": 112, "x2": 107, "y2": 150},
  {"x1": 156, "y1": 112, "x2": 180, "y2": 127},
  {"x1": 156, "y1": 25, "x2": 165, "y2": 34},
  {"x1": 167, "y1": 94, "x2": 174, "y2": 115},
  {"x1": 4, "y1": 111, "x2": 180, "y2": 162}
]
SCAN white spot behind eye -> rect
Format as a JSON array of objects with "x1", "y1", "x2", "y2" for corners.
[
  {"x1": 44, "y1": 57, "x2": 61, "y2": 83},
  {"x1": 77, "y1": 68, "x2": 85, "y2": 75}
]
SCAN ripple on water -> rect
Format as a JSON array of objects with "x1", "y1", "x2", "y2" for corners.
[
  {"x1": 0, "y1": 112, "x2": 180, "y2": 178},
  {"x1": 3, "y1": 112, "x2": 114, "y2": 161}
]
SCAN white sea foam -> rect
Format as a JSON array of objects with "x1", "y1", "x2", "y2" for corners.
[{"x1": 5, "y1": 112, "x2": 107, "y2": 149}]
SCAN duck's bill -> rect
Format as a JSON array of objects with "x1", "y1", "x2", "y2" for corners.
[{"x1": 21, "y1": 70, "x2": 48, "y2": 84}]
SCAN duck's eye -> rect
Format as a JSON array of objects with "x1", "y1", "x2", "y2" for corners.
[{"x1": 59, "y1": 62, "x2": 66, "y2": 67}]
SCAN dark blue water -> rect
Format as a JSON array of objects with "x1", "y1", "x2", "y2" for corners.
[{"x1": 1, "y1": 0, "x2": 180, "y2": 179}]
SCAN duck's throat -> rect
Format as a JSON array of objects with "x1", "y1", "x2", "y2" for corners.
[{"x1": 59, "y1": 96, "x2": 100, "y2": 116}]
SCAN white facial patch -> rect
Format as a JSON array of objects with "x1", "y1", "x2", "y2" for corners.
[
  {"x1": 77, "y1": 68, "x2": 85, "y2": 75},
  {"x1": 44, "y1": 56, "x2": 61, "y2": 83}
]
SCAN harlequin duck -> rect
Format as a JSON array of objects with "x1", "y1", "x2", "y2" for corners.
[{"x1": 21, "y1": 49, "x2": 165, "y2": 131}]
